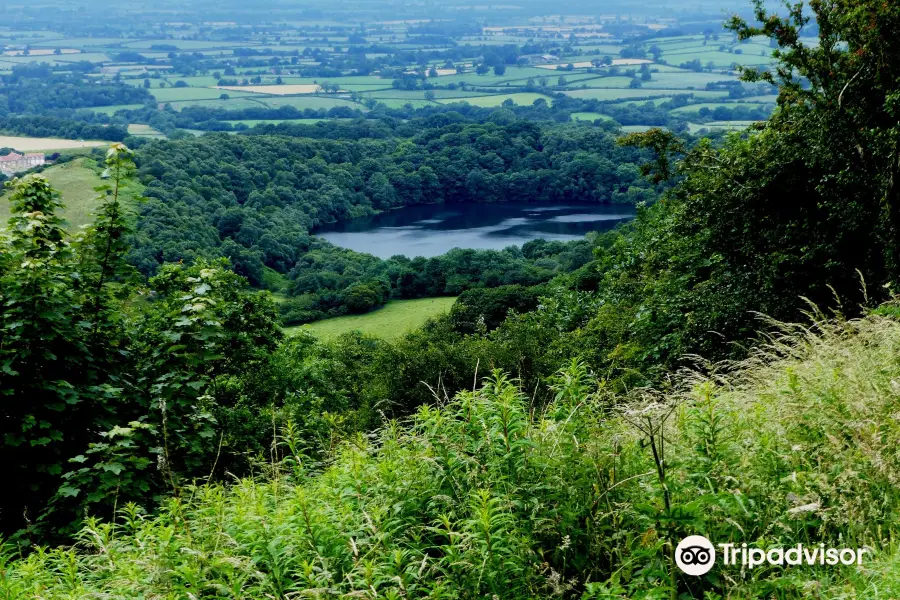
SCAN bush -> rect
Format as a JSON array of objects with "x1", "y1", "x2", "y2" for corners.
[{"x1": 9, "y1": 309, "x2": 900, "y2": 597}]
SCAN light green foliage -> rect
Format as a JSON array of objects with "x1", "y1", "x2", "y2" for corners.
[{"x1": 8, "y1": 312, "x2": 900, "y2": 597}]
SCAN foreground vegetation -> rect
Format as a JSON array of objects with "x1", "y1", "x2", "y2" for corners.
[
  {"x1": 8, "y1": 310, "x2": 900, "y2": 598},
  {"x1": 2, "y1": 0, "x2": 900, "y2": 596}
]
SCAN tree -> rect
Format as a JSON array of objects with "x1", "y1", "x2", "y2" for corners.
[
  {"x1": 0, "y1": 148, "x2": 140, "y2": 537},
  {"x1": 79, "y1": 144, "x2": 138, "y2": 338},
  {"x1": 476, "y1": 64, "x2": 490, "y2": 75},
  {"x1": 0, "y1": 175, "x2": 88, "y2": 535},
  {"x1": 493, "y1": 64, "x2": 506, "y2": 76},
  {"x1": 610, "y1": 0, "x2": 900, "y2": 370}
]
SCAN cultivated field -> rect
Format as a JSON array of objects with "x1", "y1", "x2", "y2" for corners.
[
  {"x1": 215, "y1": 84, "x2": 322, "y2": 95},
  {"x1": 0, "y1": 136, "x2": 108, "y2": 152},
  {"x1": 0, "y1": 18, "x2": 794, "y2": 137}
]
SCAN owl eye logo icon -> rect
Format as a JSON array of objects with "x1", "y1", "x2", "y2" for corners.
[{"x1": 676, "y1": 535, "x2": 716, "y2": 576}]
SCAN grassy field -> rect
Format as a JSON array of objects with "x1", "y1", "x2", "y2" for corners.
[
  {"x1": 565, "y1": 88, "x2": 729, "y2": 101},
  {"x1": 127, "y1": 124, "x2": 166, "y2": 138},
  {"x1": 670, "y1": 101, "x2": 775, "y2": 113},
  {"x1": 0, "y1": 135, "x2": 108, "y2": 152},
  {"x1": 166, "y1": 98, "x2": 271, "y2": 111},
  {"x1": 215, "y1": 84, "x2": 322, "y2": 95},
  {"x1": 285, "y1": 297, "x2": 457, "y2": 340},
  {"x1": 254, "y1": 96, "x2": 365, "y2": 110},
  {"x1": 438, "y1": 92, "x2": 553, "y2": 107},
  {"x1": 0, "y1": 158, "x2": 112, "y2": 229},
  {"x1": 620, "y1": 125, "x2": 662, "y2": 133},
  {"x1": 90, "y1": 104, "x2": 146, "y2": 115},
  {"x1": 686, "y1": 121, "x2": 760, "y2": 134},
  {"x1": 571, "y1": 112, "x2": 614, "y2": 121}
]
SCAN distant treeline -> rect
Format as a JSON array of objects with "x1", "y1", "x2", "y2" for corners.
[
  {"x1": 0, "y1": 76, "x2": 153, "y2": 115},
  {"x1": 0, "y1": 115, "x2": 128, "y2": 142}
]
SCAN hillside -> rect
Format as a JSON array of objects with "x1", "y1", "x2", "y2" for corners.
[
  {"x1": 9, "y1": 309, "x2": 900, "y2": 598},
  {"x1": 0, "y1": 157, "x2": 141, "y2": 229}
]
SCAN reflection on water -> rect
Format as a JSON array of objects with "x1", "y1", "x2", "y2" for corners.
[{"x1": 314, "y1": 202, "x2": 636, "y2": 259}]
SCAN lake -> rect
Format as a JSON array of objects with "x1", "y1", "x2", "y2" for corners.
[{"x1": 314, "y1": 202, "x2": 636, "y2": 259}]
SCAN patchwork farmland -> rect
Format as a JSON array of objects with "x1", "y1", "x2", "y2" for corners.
[{"x1": 1, "y1": 12, "x2": 790, "y2": 144}]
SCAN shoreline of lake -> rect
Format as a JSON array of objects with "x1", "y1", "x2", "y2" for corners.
[{"x1": 314, "y1": 201, "x2": 637, "y2": 259}]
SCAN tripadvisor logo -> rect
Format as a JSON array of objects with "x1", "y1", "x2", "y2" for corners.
[
  {"x1": 675, "y1": 535, "x2": 716, "y2": 576},
  {"x1": 675, "y1": 535, "x2": 871, "y2": 576}
]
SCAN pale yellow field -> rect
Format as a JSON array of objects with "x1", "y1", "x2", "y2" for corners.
[
  {"x1": 215, "y1": 84, "x2": 321, "y2": 95},
  {"x1": 0, "y1": 136, "x2": 108, "y2": 152}
]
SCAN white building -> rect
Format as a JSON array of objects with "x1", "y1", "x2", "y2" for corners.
[{"x1": 0, "y1": 152, "x2": 46, "y2": 176}]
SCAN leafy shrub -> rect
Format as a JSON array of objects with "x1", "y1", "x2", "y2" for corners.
[{"x1": 8, "y1": 310, "x2": 900, "y2": 597}]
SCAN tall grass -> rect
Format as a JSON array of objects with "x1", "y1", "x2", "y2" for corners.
[{"x1": 7, "y1": 308, "x2": 900, "y2": 599}]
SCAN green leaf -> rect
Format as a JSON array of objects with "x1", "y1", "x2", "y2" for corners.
[
  {"x1": 58, "y1": 486, "x2": 81, "y2": 498},
  {"x1": 101, "y1": 462, "x2": 125, "y2": 475}
]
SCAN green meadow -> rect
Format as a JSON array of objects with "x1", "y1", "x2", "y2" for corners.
[{"x1": 285, "y1": 297, "x2": 458, "y2": 340}]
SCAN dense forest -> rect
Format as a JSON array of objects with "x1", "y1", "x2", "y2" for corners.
[
  {"x1": 127, "y1": 119, "x2": 656, "y2": 318},
  {"x1": 3, "y1": 0, "x2": 900, "y2": 597}
]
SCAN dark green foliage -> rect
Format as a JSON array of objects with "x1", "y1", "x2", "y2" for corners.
[
  {"x1": 0, "y1": 150, "x2": 286, "y2": 539},
  {"x1": 279, "y1": 243, "x2": 591, "y2": 325},
  {"x1": 5, "y1": 7, "x2": 900, "y2": 598},
  {"x1": 275, "y1": 0, "x2": 900, "y2": 415},
  {"x1": 127, "y1": 119, "x2": 651, "y2": 318},
  {"x1": 0, "y1": 77, "x2": 153, "y2": 115},
  {"x1": 0, "y1": 115, "x2": 128, "y2": 142},
  {"x1": 128, "y1": 121, "x2": 654, "y2": 281},
  {"x1": 0, "y1": 174, "x2": 97, "y2": 534},
  {"x1": 449, "y1": 284, "x2": 545, "y2": 333}
]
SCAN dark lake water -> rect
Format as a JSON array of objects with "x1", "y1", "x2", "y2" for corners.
[{"x1": 314, "y1": 203, "x2": 636, "y2": 259}]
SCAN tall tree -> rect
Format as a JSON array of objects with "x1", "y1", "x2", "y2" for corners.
[{"x1": 0, "y1": 175, "x2": 93, "y2": 535}]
